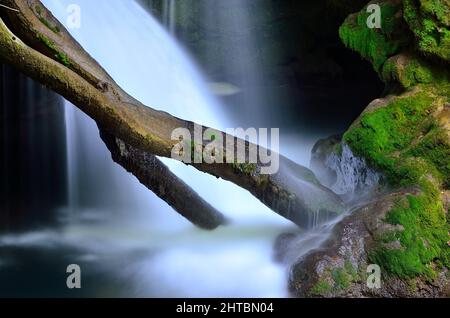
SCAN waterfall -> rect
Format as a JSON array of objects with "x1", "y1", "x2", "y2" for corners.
[
  {"x1": 64, "y1": 103, "x2": 78, "y2": 215},
  {"x1": 325, "y1": 144, "x2": 381, "y2": 199},
  {"x1": 0, "y1": 0, "x2": 355, "y2": 298},
  {"x1": 42, "y1": 0, "x2": 290, "y2": 225},
  {"x1": 200, "y1": 0, "x2": 266, "y2": 125},
  {"x1": 162, "y1": 0, "x2": 176, "y2": 34},
  {"x1": 34, "y1": 0, "x2": 292, "y2": 297},
  {"x1": 0, "y1": 65, "x2": 67, "y2": 230},
  {"x1": 55, "y1": 0, "x2": 224, "y2": 128}
]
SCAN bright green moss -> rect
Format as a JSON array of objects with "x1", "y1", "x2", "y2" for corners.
[
  {"x1": 420, "y1": 0, "x2": 449, "y2": 25},
  {"x1": 344, "y1": 86, "x2": 448, "y2": 187},
  {"x1": 37, "y1": 33, "x2": 54, "y2": 50},
  {"x1": 310, "y1": 279, "x2": 333, "y2": 296},
  {"x1": 407, "y1": 127, "x2": 450, "y2": 188},
  {"x1": 339, "y1": 2, "x2": 410, "y2": 72},
  {"x1": 338, "y1": 0, "x2": 449, "y2": 281},
  {"x1": 37, "y1": 34, "x2": 71, "y2": 67},
  {"x1": 310, "y1": 260, "x2": 359, "y2": 295},
  {"x1": 332, "y1": 267, "x2": 351, "y2": 290},
  {"x1": 344, "y1": 90, "x2": 436, "y2": 183},
  {"x1": 56, "y1": 51, "x2": 70, "y2": 67},
  {"x1": 344, "y1": 86, "x2": 450, "y2": 278},
  {"x1": 344, "y1": 260, "x2": 359, "y2": 280},
  {"x1": 382, "y1": 55, "x2": 450, "y2": 88},
  {"x1": 231, "y1": 162, "x2": 258, "y2": 175},
  {"x1": 369, "y1": 188, "x2": 448, "y2": 278},
  {"x1": 403, "y1": 0, "x2": 450, "y2": 61}
]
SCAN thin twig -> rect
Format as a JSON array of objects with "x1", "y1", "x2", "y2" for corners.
[{"x1": 0, "y1": 4, "x2": 20, "y2": 12}]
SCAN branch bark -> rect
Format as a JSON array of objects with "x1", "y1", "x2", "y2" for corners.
[
  {"x1": 100, "y1": 128, "x2": 227, "y2": 229},
  {"x1": 0, "y1": 0, "x2": 228, "y2": 230},
  {"x1": 0, "y1": 0, "x2": 345, "y2": 228}
]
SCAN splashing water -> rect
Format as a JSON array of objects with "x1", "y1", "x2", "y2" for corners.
[
  {"x1": 325, "y1": 144, "x2": 381, "y2": 200},
  {"x1": 11, "y1": 0, "x2": 295, "y2": 297},
  {"x1": 162, "y1": 0, "x2": 176, "y2": 34},
  {"x1": 0, "y1": 0, "x2": 348, "y2": 298}
]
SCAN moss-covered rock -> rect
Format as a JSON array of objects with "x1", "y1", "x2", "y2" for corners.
[
  {"x1": 382, "y1": 53, "x2": 450, "y2": 88},
  {"x1": 289, "y1": 188, "x2": 450, "y2": 297},
  {"x1": 304, "y1": 0, "x2": 450, "y2": 293},
  {"x1": 343, "y1": 84, "x2": 449, "y2": 278},
  {"x1": 339, "y1": 1, "x2": 411, "y2": 72},
  {"x1": 344, "y1": 85, "x2": 448, "y2": 185},
  {"x1": 403, "y1": 0, "x2": 450, "y2": 62},
  {"x1": 340, "y1": 0, "x2": 450, "y2": 83}
]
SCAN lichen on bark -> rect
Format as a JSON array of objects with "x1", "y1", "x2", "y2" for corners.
[{"x1": 0, "y1": 0, "x2": 346, "y2": 228}]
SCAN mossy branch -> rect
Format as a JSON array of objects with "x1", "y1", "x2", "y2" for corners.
[{"x1": 0, "y1": 0, "x2": 345, "y2": 228}]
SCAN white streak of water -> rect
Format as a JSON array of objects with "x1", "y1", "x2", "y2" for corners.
[
  {"x1": 34, "y1": 0, "x2": 295, "y2": 297},
  {"x1": 326, "y1": 143, "x2": 380, "y2": 198}
]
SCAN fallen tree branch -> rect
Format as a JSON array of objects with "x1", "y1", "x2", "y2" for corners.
[
  {"x1": 0, "y1": 0, "x2": 345, "y2": 227},
  {"x1": 100, "y1": 128, "x2": 227, "y2": 229},
  {"x1": 0, "y1": 4, "x2": 19, "y2": 12}
]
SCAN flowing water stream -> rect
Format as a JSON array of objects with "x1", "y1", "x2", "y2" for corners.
[{"x1": 0, "y1": 0, "x2": 350, "y2": 297}]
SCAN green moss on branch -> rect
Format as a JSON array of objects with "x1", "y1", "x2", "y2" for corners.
[
  {"x1": 37, "y1": 33, "x2": 71, "y2": 67},
  {"x1": 35, "y1": 5, "x2": 60, "y2": 34}
]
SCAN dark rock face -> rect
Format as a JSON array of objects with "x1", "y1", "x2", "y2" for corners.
[
  {"x1": 139, "y1": 0, "x2": 384, "y2": 130},
  {"x1": 0, "y1": 65, "x2": 67, "y2": 232},
  {"x1": 310, "y1": 135, "x2": 383, "y2": 202},
  {"x1": 303, "y1": 5, "x2": 450, "y2": 290},
  {"x1": 310, "y1": 134, "x2": 342, "y2": 188},
  {"x1": 288, "y1": 188, "x2": 450, "y2": 298}
]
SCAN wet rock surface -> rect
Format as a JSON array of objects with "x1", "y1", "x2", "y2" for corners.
[{"x1": 286, "y1": 188, "x2": 449, "y2": 298}]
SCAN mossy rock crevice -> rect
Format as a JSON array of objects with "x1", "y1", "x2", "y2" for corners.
[
  {"x1": 339, "y1": 1, "x2": 411, "y2": 73},
  {"x1": 403, "y1": 0, "x2": 450, "y2": 62}
]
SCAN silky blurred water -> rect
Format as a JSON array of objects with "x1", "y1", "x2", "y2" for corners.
[{"x1": 0, "y1": 0, "x2": 351, "y2": 298}]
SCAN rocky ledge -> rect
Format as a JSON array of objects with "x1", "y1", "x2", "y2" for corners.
[
  {"x1": 287, "y1": 0, "x2": 449, "y2": 297},
  {"x1": 288, "y1": 188, "x2": 449, "y2": 297}
]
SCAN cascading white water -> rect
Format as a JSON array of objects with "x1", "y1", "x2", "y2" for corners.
[
  {"x1": 200, "y1": 0, "x2": 266, "y2": 124},
  {"x1": 44, "y1": 0, "x2": 292, "y2": 223},
  {"x1": 0, "y1": 0, "x2": 353, "y2": 297},
  {"x1": 63, "y1": 102, "x2": 78, "y2": 216},
  {"x1": 36, "y1": 0, "x2": 298, "y2": 297},
  {"x1": 162, "y1": 0, "x2": 176, "y2": 34},
  {"x1": 325, "y1": 144, "x2": 381, "y2": 199},
  {"x1": 0, "y1": 1, "x2": 377, "y2": 298}
]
